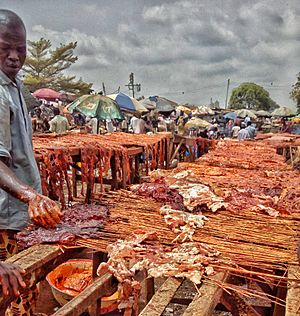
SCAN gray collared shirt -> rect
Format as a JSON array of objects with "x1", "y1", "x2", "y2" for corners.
[{"x1": 0, "y1": 70, "x2": 41, "y2": 230}]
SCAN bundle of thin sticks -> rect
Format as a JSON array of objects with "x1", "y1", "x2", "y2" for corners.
[{"x1": 77, "y1": 139, "x2": 300, "y2": 306}]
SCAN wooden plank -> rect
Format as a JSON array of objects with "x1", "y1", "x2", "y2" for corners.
[
  {"x1": 127, "y1": 146, "x2": 143, "y2": 156},
  {"x1": 170, "y1": 139, "x2": 184, "y2": 162},
  {"x1": 182, "y1": 271, "x2": 227, "y2": 316},
  {"x1": 1, "y1": 245, "x2": 80, "y2": 311},
  {"x1": 140, "y1": 277, "x2": 183, "y2": 316},
  {"x1": 52, "y1": 273, "x2": 117, "y2": 316},
  {"x1": 286, "y1": 265, "x2": 300, "y2": 316}
]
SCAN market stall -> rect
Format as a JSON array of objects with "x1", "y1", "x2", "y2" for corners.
[
  {"x1": 3, "y1": 136, "x2": 300, "y2": 315},
  {"x1": 33, "y1": 132, "x2": 172, "y2": 205}
]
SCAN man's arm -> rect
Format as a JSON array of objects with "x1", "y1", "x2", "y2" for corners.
[{"x1": 0, "y1": 159, "x2": 62, "y2": 228}]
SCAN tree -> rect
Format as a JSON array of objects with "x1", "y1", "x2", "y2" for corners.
[
  {"x1": 229, "y1": 82, "x2": 278, "y2": 111},
  {"x1": 290, "y1": 73, "x2": 300, "y2": 114},
  {"x1": 23, "y1": 38, "x2": 93, "y2": 95}
]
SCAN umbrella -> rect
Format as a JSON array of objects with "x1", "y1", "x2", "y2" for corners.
[
  {"x1": 292, "y1": 114, "x2": 300, "y2": 123},
  {"x1": 235, "y1": 109, "x2": 257, "y2": 119},
  {"x1": 33, "y1": 88, "x2": 61, "y2": 101},
  {"x1": 184, "y1": 117, "x2": 211, "y2": 129},
  {"x1": 223, "y1": 112, "x2": 237, "y2": 120},
  {"x1": 271, "y1": 106, "x2": 296, "y2": 117},
  {"x1": 141, "y1": 98, "x2": 156, "y2": 110},
  {"x1": 65, "y1": 95, "x2": 124, "y2": 121},
  {"x1": 176, "y1": 105, "x2": 192, "y2": 114},
  {"x1": 256, "y1": 110, "x2": 272, "y2": 117},
  {"x1": 193, "y1": 106, "x2": 214, "y2": 115},
  {"x1": 142, "y1": 96, "x2": 177, "y2": 112},
  {"x1": 107, "y1": 92, "x2": 148, "y2": 113}
]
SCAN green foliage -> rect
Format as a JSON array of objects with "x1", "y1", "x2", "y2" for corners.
[
  {"x1": 290, "y1": 73, "x2": 300, "y2": 114},
  {"x1": 229, "y1": 82, "x2": 278, "y2": 111},
  {"x1": 23, "y1": 38, "x2": 93, "y2": 95}
]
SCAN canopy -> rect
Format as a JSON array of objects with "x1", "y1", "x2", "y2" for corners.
[
  {"x1": 184, "y1": 117, "x2": 211, "y2": 129},
  {"x1": 271, "y1": 106, "x2": 296, "y2": 117},
  {"x1": 33, "y1": 88, "x2": 61, "y2": 101},
  {"x1": 65, "y1": 95, "x2": 124, "y2": 121},
  {"x1": 107, "y1": 92, "x2": 148, "y2": 113},
  {"x1": 224, "y1": 112, "x2": 237, "y2": 120},
  {"x1": 235, "y1": 109, "x2": 257, "y2": 119},
  {"x1": 256, "y1": 110, "x2": 272, "y2": 117},
  {"x1": 141, "y1": 99, "x2": 156, "y2": 110},
  {"x1": 142, "y1": 96, "x2": 177, "y2": 112}
]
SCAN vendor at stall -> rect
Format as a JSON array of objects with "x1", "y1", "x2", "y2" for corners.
[{"x1": 0, "y1": 9, "x2": 62, "y2": 315}]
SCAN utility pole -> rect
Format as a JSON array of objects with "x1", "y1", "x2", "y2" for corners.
[
  {"x1": 102, "y1": 82, "x2": 106, "y2": 96},
  {"x1": 225, "y1": 78, "x2": 230, "y2": 109},
  {"x1": 125, "y1": 72, "x2": 141, "y2": 98}
]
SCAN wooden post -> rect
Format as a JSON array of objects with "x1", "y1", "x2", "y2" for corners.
[
  {"x1": 182, "y1": 271, "x2": 227, "y2": 316},
  {"x1": 286, "y1": 265, "x2": 300, "y2": 315},
  {"x1": 89, "y1": 252, "x2": 107, "y2": 316},
  {"x1": 110, "y1": 155, "x2": 117, "y2": 190},
  {"x1": 139, "y1": 277, "x2": 183, "y2": 316}
]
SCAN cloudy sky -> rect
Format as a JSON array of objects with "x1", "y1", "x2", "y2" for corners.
[{"x1": 4, "y1": 0, "x2": 300, "y2": 108}]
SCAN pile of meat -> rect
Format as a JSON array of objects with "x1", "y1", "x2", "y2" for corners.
[
  {"x1": 131, "y1": 178, "x2": 186, "y2": 211},
  {"x1": 16, "y1": 204, "x2": 109, "y2": 247},
  {"x1": 131, "y1": 176, "x2": 228, "y2": 243},
  {"x1": 97, "y1": 231, "x2": 219, "y2": 313}
]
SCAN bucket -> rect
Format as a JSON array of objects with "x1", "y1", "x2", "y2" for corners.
[{"x1": 46, "y1": 259, "x2": 118, "y2": 314}]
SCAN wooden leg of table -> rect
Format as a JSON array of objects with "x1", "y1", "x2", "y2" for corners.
[
  {"x1": 72, "y1": 167, "x2": 77, "y2": 198},
  {"x1": 145, "y1": 277, "x2": 155, "y2": 303},
  {"x1": 110, "y1": 155, "x2": 117, "y2": 190},
  {"x1": 129, "y1": 157, "x2": 134, "y2": 184},
  {"x1": 89, "y1": 251, "x2": 107, "y2": 316},
  {"x1": 121, "y1": 156, "x2": 127, "y2": 189},
  {"x1": 134, "y1": 155, "x2": 141, "y2": 184}
]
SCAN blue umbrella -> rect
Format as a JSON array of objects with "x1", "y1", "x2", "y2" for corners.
[
  {"x1": 107, "y1": 92, "x2": 148, "y2": 113},
  {"x1": 224, "y1": 112, "x2": 237, "y2": 120}
]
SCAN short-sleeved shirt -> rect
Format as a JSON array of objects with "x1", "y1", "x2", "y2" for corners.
[
  {"x1": 49, "y1": 115, "x2": 69, "y2": 134},
  {"x1": 237, "y1": 128, "x2": 250, "y2": 141},
  {"x1": 0, "y1": 70, "x2": 41, "y2": 230}
]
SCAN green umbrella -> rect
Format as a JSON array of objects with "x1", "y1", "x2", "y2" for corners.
[{"x1": 65, "y1": 95, "x2": 124, "y2": 120}]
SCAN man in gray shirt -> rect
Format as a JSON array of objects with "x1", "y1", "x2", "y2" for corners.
[{"x1": 0, "y1": 9, "x2": 62, "y2": 314}]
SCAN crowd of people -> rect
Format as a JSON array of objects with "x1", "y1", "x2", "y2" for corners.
[{"x1": 29, "y1": 100, "x2": 298, "y2": 143}]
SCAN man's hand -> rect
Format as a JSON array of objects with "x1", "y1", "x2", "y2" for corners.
[
  {"x1": 28, "y1": 193, "x2": 62, "y2": 228},
  {"x1": 0, "y1": 262, "x2": 26, "y2": 296}
]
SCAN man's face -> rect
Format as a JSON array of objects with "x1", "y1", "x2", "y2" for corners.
[{"x1": 0, "y1": 26, "x2": 26, "y2": 81}]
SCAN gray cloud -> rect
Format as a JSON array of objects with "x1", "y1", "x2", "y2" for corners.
[{"x1": 3, "y1": 0, "x2": 300, "y2": 107}]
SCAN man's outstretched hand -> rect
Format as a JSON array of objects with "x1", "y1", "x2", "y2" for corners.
[{"x1": 27, "y1": 193, "x2": 62, "y2": 228}]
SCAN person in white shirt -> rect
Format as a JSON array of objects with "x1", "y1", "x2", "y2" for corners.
[
  {"x1": 231, "y1": 124, "x2": 241, "y2": 138},
  {"x1": 106, "y1": 119, "x2": 114, "y2": 133},
  {"x1": 49, "y1": 108, "x2": 69, "y2": 134}
]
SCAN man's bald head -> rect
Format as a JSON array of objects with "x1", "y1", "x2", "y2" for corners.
[
  {"x1": 0, "y1": 9, "x2": 25, "y2": 32},
  {"x1": 0, "y1": 10, "x2": 26, "y2": 81}
]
